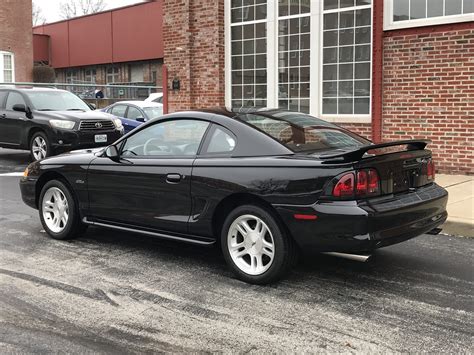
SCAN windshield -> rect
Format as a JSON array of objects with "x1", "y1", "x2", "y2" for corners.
[
  {"x1": 143, "y1": 106, "x2": 163, "y2": 119},
  {"x1": 237, "y1": 112, "x2": 370, "y2": 153},
  {"x1": 27, "y1": 91, "x2": 91, "y2": 111}
]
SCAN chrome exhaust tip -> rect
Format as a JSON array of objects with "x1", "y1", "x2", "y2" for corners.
[{"x1": 322, "y1": 252, "x2": 372, "y2": 262}]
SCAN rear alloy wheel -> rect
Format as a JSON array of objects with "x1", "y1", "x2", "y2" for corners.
[
  {"x1": 30, "y1": 132, "x2": 50, "y2": 161},
  {"x1": 221, "y1": 205, "x2": 297, "y2": 284},
  {"x1": 39, "y1": 180, "x2": 86, "y2": 240}
]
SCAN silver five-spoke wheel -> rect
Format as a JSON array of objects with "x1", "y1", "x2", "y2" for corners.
[
  {"x1": 227, "y1": 214, "x2": 275, "y2": 275},
  {"x1": 42, "y1": 187, "x2": 69, "y2": 233},
  {"x1": 32, "y1": 136, "x2": 47, "y2": 161}
]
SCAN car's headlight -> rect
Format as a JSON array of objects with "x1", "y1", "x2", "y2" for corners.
[
  {"x1": 113, "y1": 118, "x2": 123, "y2": 129},
  {"x1": 50, "y1": 120, "x2": 75, "y2": 129}
]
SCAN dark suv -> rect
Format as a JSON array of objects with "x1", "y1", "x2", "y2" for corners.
[{"x1": 0, "y1": 87, "x2": 124, "y2": 161}]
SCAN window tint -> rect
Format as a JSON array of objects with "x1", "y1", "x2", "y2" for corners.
[
  {"x1": 5, "y1": 92, "x2": 26, "y2": 110},
  {"x1": 205, "y1": 127, "x2": 236, "y2": 154},
  {"x1": 121, "y1": 119, "x2": 209, "y2": 157},
  {"x1": 110, "y1": 105, "x2": 127, "y2": 117},
  {"x1": 26, "y1": 91, "x2": 90, "y2": 111},
  {"x1": 0, "y1": 91, "x2": 8, "y2": 108},
  {"x1": 126, "y1": 106, "x2": 143, "y2": 120}
]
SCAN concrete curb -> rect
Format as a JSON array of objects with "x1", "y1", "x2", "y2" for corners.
[{"x1": 441, "y1": 221, "x2": 474, "y2": 238}]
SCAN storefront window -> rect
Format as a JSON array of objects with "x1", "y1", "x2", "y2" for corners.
[
  {"x1": 230, "y1": 0, "x2": 267, "y2": 109},
  {"x1": 322, "y1": 0, "x2": 372, "y2": 115}
]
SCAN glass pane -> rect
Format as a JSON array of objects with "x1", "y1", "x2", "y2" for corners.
[
  {"x1": 323, "y1": 65, "x2": 337, "y2": 80},
  {"x1": 301, "y1": 17, "x2": 311, "y2": 33},
  {"x1": 393, "y1": 0, "x2": 409, "y2": 21},
  {"x1": 338, "y1": 98, "x2": 353, "y2": 114},
  {"x1": 300, "y1": 34, "x2": 310, "y2": 49},
  {"x1": 243, "y1": 40, "x2": 255, "y2": 54},
  {"x1": 243, "y1": 24, "x2": 254, "y2": 39},
  {"x1": 279, "y1": 99, "x2": 289, "y2": 110},
  {"x1": 290, "y1": 18, "x2": 300, "y2": 34},
  {"x1": 289, "y1": 84, "x2": 299, "y2": 97},
  {"x1": 279, "y1": 35, "x2": 289, "y2": 51},
  {"x1": 323, "y1": 81, "x2": 338, "y2": 97},
  {"x1": 255, "y1": 4, "x2": 266, "y2": 20},
  {"x1": 279, "y1": 0, "x2": 289, "y2": 16},
  {"x1": 322, "y1": 98, "x2": 337, "y2": 114},
  {"x1": 355, "y1": 45, "x2": 370, "y2": 61},
  {"x1": 232, "y1": 100, "x2": 243, "y2": 108},
  {"x1": 339, "y1": 29, "x2": 354, "y2": 45},
  {"x1": 340, "y1": 10, "x2": 355, "y2": 28},
  {"x1": 289, "y1": 0, "x2": 299, "y2": 15},
  {"x1": 356, "y1": 0, "x2": 371, "y2": 5},
  {"x1": 323, "y1": 47, "x2": 338, "y2": 63},
  {"x1": 356, "y1": 8, "x2": 371, "y2": 26},
  {"x1": 232, "y1": 71, "x2": 243, "y2": 85},
  {"x1": 243, "y1": 85, "x2": 254, "y2": 99},
  {"x1": 243, "y1": 0, "x2": 254, "y2": 5},
  {"x1": 256, "y1": 22, "x2": 266, "y2": 38},
  {"x1": 255, "y1": 39, "x2": 266, "y2": 53},
  {"x1": 427, "y1": 0, "x2": 443, "y2": 17},
  {"x1": 339, "y1": 81, "x2": 353, "y2": 97},
  {"x1": 289, "y1": 35, "x2": 299, "y2": 50},
  {"x1": 242, "y1": 6, "x2": 255, "y2": 21},
  {"x1": 231, "y1": 8, "x2": 243, "y2": 22},
  {"x1": 231, "y1": 0, "x2": 242, "y2": 8},
  {"x1": 355, "y1": 80, "x2": 370, "y2": 96},
  {"x1": 300, "y1": 99, "x2": 310, "y2": 113},
  {"x1": 339, "y1": 63, "x2": 353, "y2": 80},
  {"x1": 207, "y1": 127, "x2": 236, "y2": 153},
  {"x1": 324, "y1": 0, "x2": 338, "y2": 10},
  {"x1": 279, "y1": 84, "x2": 289, "y2": 98},
  {"x1": 355, "y1": 62, "x2": 370, "y2": 79},
  {"x1": 255, "y1": 70, "x2": 266, "y2": 83},
  {"x1": 355, "y1": 27, "x2": 370, "y2": 44},
  {"x1": 255, "y1": 54, "x2": 266, "y2": 69},
  {"x1": 243, "y1": 55, "x2": 254, "y2": 69},
  {"x1": 290, "y1": 67, "x2": 299, "y2": 82},
  {"x1": 279, "y1": 68, "x2": 289, "y2": 82},
  {"x1": 446, "y1": 0, "x2": 462, "y2": 15},
  {"x1": 464, "y1": 0, "x2": 474, "y2": 13},
  {"x1": 340, "y1": 0, "x2": 354, "y2": 8},
  {"x1": 255, "y1": 85, "x2": 267, "y2": 98},
  {"x1": 300, "y1": 66, "x2": 310, "y2": 82},
  {"x1": 339, "y1": 46, "x2": 354, "y2": 62},
  {"x1": 289, "y1": 99, "x2": 299, "y2": 111},
  {"x1": 279, "y1": 20, "x2": 289, "y2": 36},
  {"x1": 290, "y1": 51, "x2": 299, "y2": 66},
  {"x1": 324, "y1": 13, "x2": 338, "y2": 30},
  {"x1": 300, "y1": 50, "x2": 310, "y2": 66},
  {"x1": 279, "y1": 51, "x2": 289, "y2": 67},
  {"x1": 301, "y1": 0, "x2": 310, "y2": 14},
  {"x1": 410, "y1": 0, "x2": 426, "y2": 20},
  {"x1": 232, "y1": 26, "x2": 242, "y2": 40},
  {"x1": 300, "y1": 82, "x2": 310, "y2": 97},
  {"x1": 232, "y1": 56, "x2": 242, "y2": 70},
  {"x1": 354, "y1": 98, "x2": 370, "y2": 114},
  {"x1": 324, "y1": 30, "x2": 338, "y2": 46},
  {"x1": 232, "y1": 86, "x2": 242, "y2": 99},
  {"x1": 232, "y1": 41, "x2": 242, "y2": 55}
]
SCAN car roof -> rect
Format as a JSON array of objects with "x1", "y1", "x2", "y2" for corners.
[
  {"x1": 112, "y1": 100, "x2": 163, "y2": 108},
  {"x1": 0, "y1": 86, "x2": 63, "y2": 93}
]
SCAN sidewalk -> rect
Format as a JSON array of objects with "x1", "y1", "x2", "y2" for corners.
[{"x1": 436, "y1": 174, "x2": 474, "y2": 237}]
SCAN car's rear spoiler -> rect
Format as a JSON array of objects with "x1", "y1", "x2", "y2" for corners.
[{"x1": 318, "y1": 140, "x2": 431, "y2": 162}]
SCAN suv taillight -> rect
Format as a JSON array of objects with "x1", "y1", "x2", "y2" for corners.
[
  {"x1": 332, "y1": 169, "x2": 380, "y2": 199},
  {"x1": 427, "y1": 159, "x2": 435, "y2": 181}
]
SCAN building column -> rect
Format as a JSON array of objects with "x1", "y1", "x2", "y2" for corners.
[{"x1": 163, "y1": 0, "x2": 225, "y2": 112}]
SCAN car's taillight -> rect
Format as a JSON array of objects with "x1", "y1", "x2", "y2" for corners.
[
  {"x1": 332, "y1": 169, "x2": 380, "y2": 199},
  {"x1": 427, "y1": 159, "x2": 435, "y2": 181}
]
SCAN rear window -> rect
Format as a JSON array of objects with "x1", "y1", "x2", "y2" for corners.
[{"x1": 237, "y1": 112, "x2": 369, "y2": 153}]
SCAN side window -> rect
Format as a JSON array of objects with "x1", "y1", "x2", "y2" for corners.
[
  {"x1": 126, "y1": 106, "x2": 144, "y2": 120},
  {"x1": 0, "y1": 91, "x2": 8, "y2": 109},
  {"x1": 204, "y1": 126, "x2": 237, "y2": 155},
  {"x1": 110, "y1": 105, "x2": 127, "y2": 117},
  {"x1": 5, "y1": 92, "x2": 26, "y2": 110},
  {"x1": 154, "y1": 96, "x2": 163, "y2": 104},
  {"x1": 121, "y1": 119, "x2": 209, "y2": 157}
]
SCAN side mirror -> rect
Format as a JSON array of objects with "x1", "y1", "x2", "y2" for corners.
[
  {"x1": 12, "y1": 104, "x2": 27, "y2": 113},
  {"x1": 88, "y1": 103, "x2": 97, "y2": 110},
  {"x1": 105, "y1": 145, "x2": 120, "y2": 161},
  {"x1": 136, "y1": 117, "x2": 146, "y2": 123}
]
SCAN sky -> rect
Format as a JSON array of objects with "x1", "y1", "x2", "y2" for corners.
[{"x1": 34, "y1": 0, "x2": 146, "y2": 24}]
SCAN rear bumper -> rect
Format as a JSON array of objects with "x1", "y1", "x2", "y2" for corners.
[
  {"x1": 48, "y1": 128, "x2": 123, "y2": 154},
  {"x1": 274, "y1": 183, "x2": 448, "y2": 253}
]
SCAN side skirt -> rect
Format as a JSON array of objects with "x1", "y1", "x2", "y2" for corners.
[{"x1": 82, "y1": 217, "x2": 216, "y2": 246}]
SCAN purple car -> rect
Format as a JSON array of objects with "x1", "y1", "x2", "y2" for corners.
[{"x1": 101, "y1": 101, "x2": 163, "y2": 133}]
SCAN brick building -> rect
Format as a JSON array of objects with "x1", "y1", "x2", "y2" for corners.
[
  {"x1": 32, "y1": 1, "x2": 164, "y2": 91},
  {"x1": 0, "y1": 0, "x2": 33, "y2": 82},
  {"x1": 163, "y1": 0, "x2": 473, "y2": 174}
]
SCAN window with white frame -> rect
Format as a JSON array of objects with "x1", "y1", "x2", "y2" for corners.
[
  {"x1": 230, "y1": 0, "x2": 267, "y2": 109},
  {"x1": 322, "y1": 0, "x2": 372, "y2": 115},
  {"x1": 278, "y1": 0, "x2": 311, "y2": 113},
  {"x1": 0, "y1": 52, "x2": 15, "y2": 83},
  {"x1": 384, "y1": 0, "x2": 474, "y2": 30},
  {"x1": 225, "y1": 0, "x2": 373, "y2": 122}
]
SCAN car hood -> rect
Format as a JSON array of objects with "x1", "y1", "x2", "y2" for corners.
[
  {"x1": 35, "y1": 110, "x2": 115, "y2": 121},
  {"x1": 38, "y1": 147, "x2": 105, "y2": 166}
]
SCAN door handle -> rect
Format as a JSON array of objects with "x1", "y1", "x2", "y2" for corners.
[{"x1": 166, "y1": 173, "x2": 182, "y2": 184}]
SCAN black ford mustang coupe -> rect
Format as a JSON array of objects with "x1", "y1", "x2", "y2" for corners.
[{"x1": 20, "y1": 108, "x2": 448, "y2": 284}]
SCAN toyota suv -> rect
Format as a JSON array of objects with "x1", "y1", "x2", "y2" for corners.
[{"x1": 0, "y1": 87, "x2": 124, "y2": 161}]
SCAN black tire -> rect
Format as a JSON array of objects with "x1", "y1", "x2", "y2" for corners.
[
  {"x1": 220, "y1": 204, "x2": 297, "y2": 284},
  {"x1": 30, "y1": 131, "x2": 51, "y2": 161},
  {"x1": 38, "y1": 179, "x2": 86, "y2": 240}
]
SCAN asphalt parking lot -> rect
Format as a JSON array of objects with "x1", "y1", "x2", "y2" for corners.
[{"x1": 0, "y1": 148, "x2": 472, "y2": 353}]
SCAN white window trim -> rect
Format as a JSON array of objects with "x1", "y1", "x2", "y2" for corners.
[
  {"x1": 384, "y1": 0, "x2": 474, "y2": 31},
  {"x1": 0, "y1": 51, "x2": 15, "y2": 83},
  {"x1": 225, "y1": 0, "x2": 373, "y2": 124}
]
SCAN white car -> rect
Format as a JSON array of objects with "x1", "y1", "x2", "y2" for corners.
[{"x1": 145, "y1": 92, "x2": 163, "y2": 104}]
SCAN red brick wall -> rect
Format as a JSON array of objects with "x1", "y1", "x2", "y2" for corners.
[
  {"x1": 338, "y1": 123, "x2": 372, "y2": 140},
  {"x1": 383, "y1": 25, "x2": 474, "y2": 175},
  {"x1": 0, "y1": 0, "x2": 33, "y2": 82},
  {"x1": 163, "y1": 0, "x2": 225, "y2": 112}
]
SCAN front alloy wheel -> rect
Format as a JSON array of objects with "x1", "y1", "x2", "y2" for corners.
[
  {"x1": 42, "y1": 187, "x2": 69, "y2": 233},
  {"x1": 30, "y1": 132, "x2": 50, "y2": 161}
]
